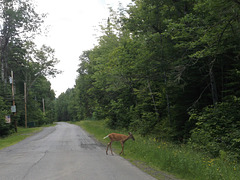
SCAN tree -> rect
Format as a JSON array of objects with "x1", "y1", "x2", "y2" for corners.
[
  {"x1": 55, "y1": 89, "x2": 77, "y2": 122},
  {"x1": 0, "y1": 0, "x2": 45, "y2": 84},
  {"x1": 60, "y1": 0, "x2": 240, "y2": 159},
  {"x1": 24, "y1": 44, "x2": 61, "y2": 92},
  {"x1": 0, "y1": 0, "x2": 59, "y2": 134},
  {"x1": 22, "y1": 44, "x2": 60, "y2": 127},
  {"x1": 21, "y1": 75, "x2": 56, "y2": 126}
]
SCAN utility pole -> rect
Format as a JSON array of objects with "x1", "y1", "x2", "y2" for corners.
[
  {"x1": 24, "y1": 82, "x2": 27, "y2": 128},
  {"x1": 11, "y1": 70, "x2": 17, "y2": 132},
  {"x1": 42, "y1": 98, "x2": 45, "y2": 115}
]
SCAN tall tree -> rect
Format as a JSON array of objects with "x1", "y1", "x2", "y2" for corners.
[
  {"x1": 0, "y1": 0, "x2": 59, "y2": 134},
  {"x1": 0, "y1": 0, "x2": 44, "y2": 84},
  {"x1": 68, "y1": 0, "x2": 240, "y2": 151}
]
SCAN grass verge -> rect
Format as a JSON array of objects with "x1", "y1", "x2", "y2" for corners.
[
  {"x1": 72, "y1": 120, "x2": 240, "y2": 180},
  {"x1": 0, "y1": 127, "x2": 43, "y2": 150}
]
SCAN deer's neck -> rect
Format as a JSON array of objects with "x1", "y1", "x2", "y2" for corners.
[{"x1": 123, "y1": 136, "x2": 130, "y2": 143}]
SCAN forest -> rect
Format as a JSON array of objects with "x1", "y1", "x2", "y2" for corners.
[
  {"x1": 0, "y1": 0, "x2": 60, "y2": 135},
  {"x1": 55, "y1": 0, "x2": 240, "y2": 160},
  {"x1": 1, "y1": 0, "x2": 240, "y2": 160}
]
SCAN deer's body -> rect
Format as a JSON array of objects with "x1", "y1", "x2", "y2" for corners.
[{"x1": 103, "y1": 132, "x2": 135, "y2": 155}]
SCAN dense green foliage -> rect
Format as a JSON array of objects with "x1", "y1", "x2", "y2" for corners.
[
  {"x1": 55, "y1": 88, "x2": 78, "y2": 122},
  {"x1": 189, "y1": 97, "x2": 240, "y2": 159},
  {"x1": 0, "y1": 96, "x2": 12, "y2": 136},
  {"x1": 76, "y1": 120, "x2": 240, "y2": 180},
  {"x1": 55, "y1": 0, "x2": 240, "y2": 159},
  {"x1": 0, "y1": 0, "x2": 59, "y2": 136}
]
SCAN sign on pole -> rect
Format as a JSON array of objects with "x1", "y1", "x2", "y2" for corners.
[
  {"x1": 11, "y1": 105, "x2": 16, "y2": 113},
  {"x1": 5, "y1": 115, "x2": 11, "y2": 123}
]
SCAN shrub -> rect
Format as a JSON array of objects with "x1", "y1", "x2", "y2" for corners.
[
  {"x1": 189, "y1": 96, "x2": 240, "y2": 160},
  {"x1": 0, "y1": 97, "x2": 13, "y2": 136}
]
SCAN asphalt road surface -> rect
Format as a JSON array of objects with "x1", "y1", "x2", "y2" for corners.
[{"x1": 0, "y1": 122, "x2": 156, "y2": 180}]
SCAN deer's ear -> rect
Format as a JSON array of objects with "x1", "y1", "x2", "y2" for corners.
[{"x1": 128, "y1": 132, "x2": 132, "y2": 135}]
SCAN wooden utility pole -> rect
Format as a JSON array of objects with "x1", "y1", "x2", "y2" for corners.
[
  {"x1": 11, "y1": 71, "x2": 17, "y2": 132},
  {"x1": 24, "y1": 82, "x2": 27, "y2": 128}
]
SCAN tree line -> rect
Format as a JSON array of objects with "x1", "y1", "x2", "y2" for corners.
[
  {"x1": 1, "y1": 0, "x2": 239, "y2": 160},
  {"x1": 0, "y1": 0, "x2": 60, "y2": 136},
  {"x1": 56, "y1": 0, "x2": 240, "y2": 159}
]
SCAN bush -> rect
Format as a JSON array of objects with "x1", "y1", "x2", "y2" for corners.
[
  {"x1": 189, "y1": 96, "x2": 240, "y2": 160},
  {"x1": 0, "y1": 97, "x2": 13, "y2": 137}
]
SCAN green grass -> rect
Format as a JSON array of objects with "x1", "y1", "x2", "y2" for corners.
[
  {"x1": 0, "y1": 127, "x2": 43, "y2": 150},
  {"x1": 73, "y1": 120, "x2": 240, "y2": 180}
]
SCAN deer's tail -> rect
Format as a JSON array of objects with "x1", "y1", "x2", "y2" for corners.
[{"x1": 103, "y1": 135, "x2": 109, "y2": 139}]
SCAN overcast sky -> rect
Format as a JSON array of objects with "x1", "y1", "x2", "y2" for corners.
[{"x1": 33, "y1": 0, "x2": 132, "y2": 97}]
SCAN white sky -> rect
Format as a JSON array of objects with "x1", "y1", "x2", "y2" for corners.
[{"x1": 33, "y1": 0, "x2": 132, "y2": 97}]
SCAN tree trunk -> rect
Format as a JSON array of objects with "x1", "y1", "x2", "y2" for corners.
[
  {"x1": 147, "y1": 79, "x2": 159, "y2": 119},
  {"x1": 209, "y1": 64, "x2": 218, "y2": 105}
]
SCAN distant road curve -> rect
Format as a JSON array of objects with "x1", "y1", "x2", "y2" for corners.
[{"x1": 0, "y1": 122, "x2": 156, "y2": 180}]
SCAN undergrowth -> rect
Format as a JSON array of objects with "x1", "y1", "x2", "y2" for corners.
[{"x1": 73, "y1": 120, "x2": 240, "y2": 180}]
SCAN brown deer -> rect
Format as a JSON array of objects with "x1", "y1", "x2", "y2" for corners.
[{"x1": 103, "y1": 132, "x2": 135, "y2": 155}]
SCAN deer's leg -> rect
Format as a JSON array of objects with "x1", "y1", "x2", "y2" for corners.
[
  {"x1": 109, "y1": 142, "x2": 114, "y2": 155},
  {"x1": 119, "y1": 141, "x2": 124, "y2": 155},
  {"x1": 106, "y1": 142, "x2": 110, "y2": 155}
]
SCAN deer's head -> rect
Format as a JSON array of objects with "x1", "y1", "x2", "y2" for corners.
[{"x1": 128, "y1": 132, "x2": 135, "y2": 141}]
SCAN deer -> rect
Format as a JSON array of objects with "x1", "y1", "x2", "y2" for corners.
[{"x1": 103, "y1": 132, "x2": 135, "y2": 155}]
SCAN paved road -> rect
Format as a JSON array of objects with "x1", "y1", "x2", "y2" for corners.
[{"x1": 0, "y1": 122, "x2": 155, "y2": 180}]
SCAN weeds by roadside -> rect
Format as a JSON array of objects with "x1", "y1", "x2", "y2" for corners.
[
  {"x1": 0, "y1": 127, "x2": 43, "y2": 150},
  {"x1": 73, "y1": 120, "x2": 240, "y2": 180}
]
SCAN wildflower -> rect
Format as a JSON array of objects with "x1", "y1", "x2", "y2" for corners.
[
  {"x1": 208, "y1": 159, "x2": 214, "y2": 164},
  {"x1": 206, "y1": 159, "x2": 215, "y2": 168}
]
